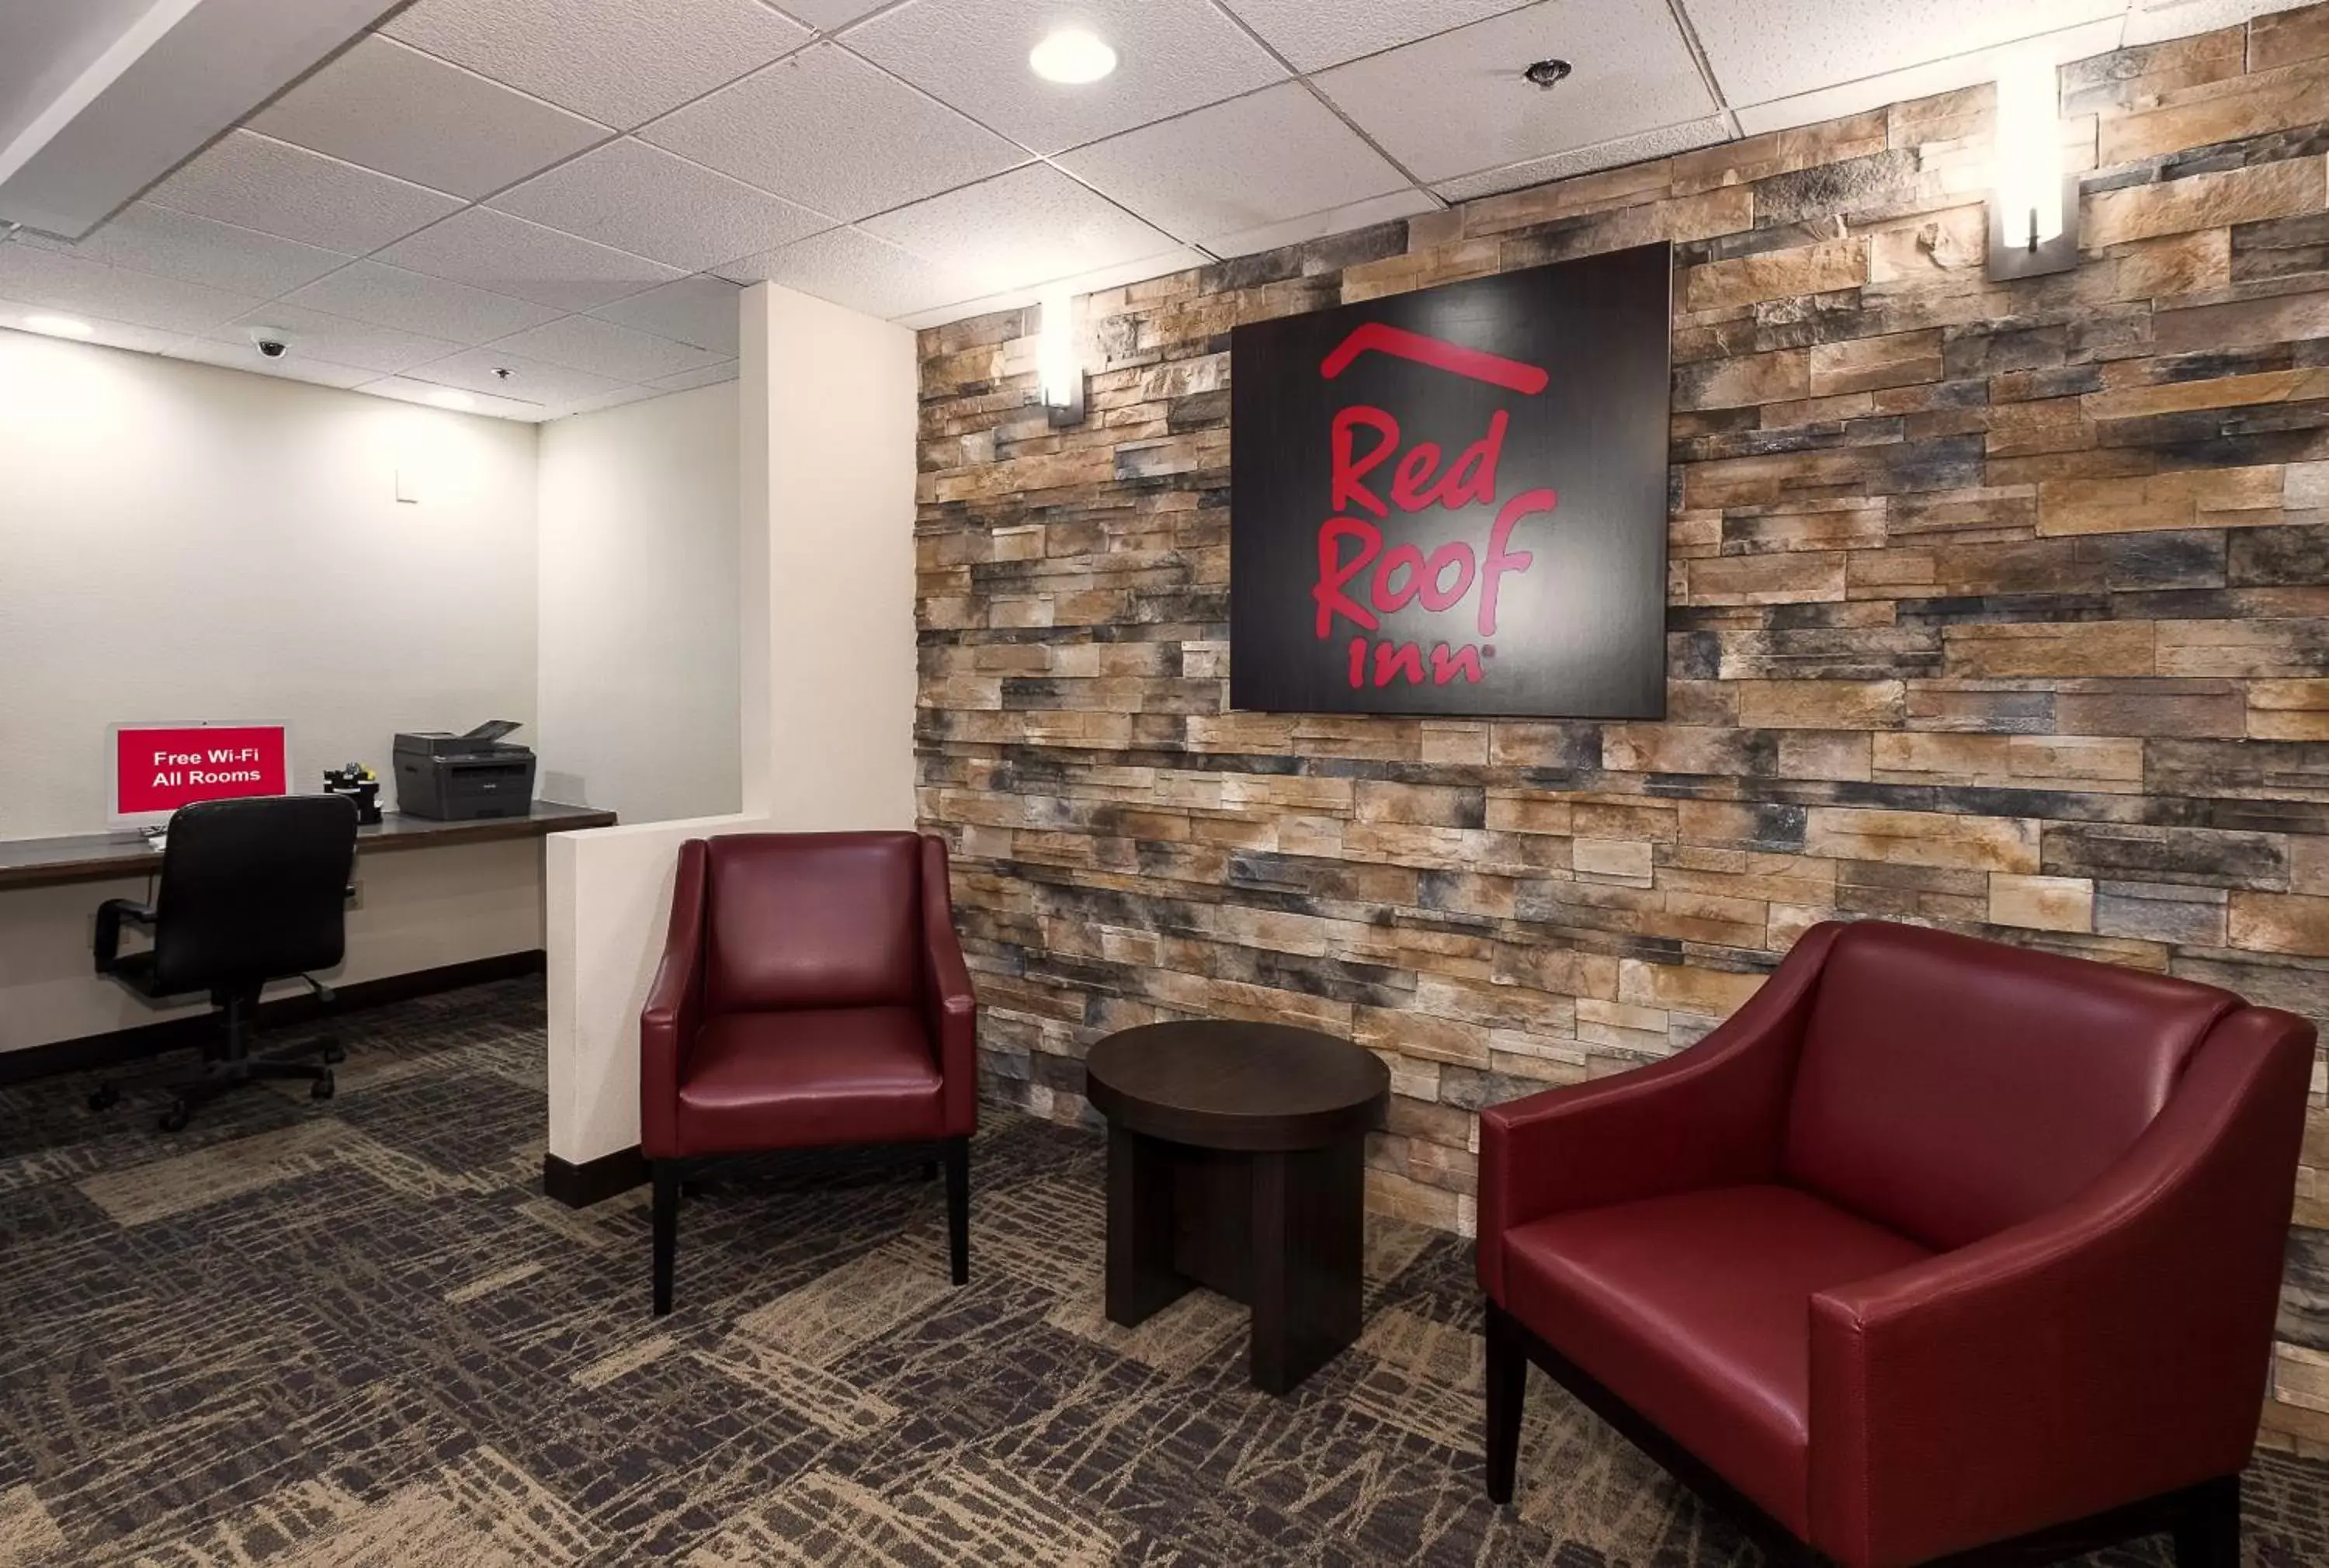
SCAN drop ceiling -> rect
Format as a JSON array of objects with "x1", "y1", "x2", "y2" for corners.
[{"x1": 0, "y1": 0, "x2": 2309, "y2": 421}]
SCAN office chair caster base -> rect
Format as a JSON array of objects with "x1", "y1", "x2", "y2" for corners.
[
  {"x1": 159, "y1": 1101, "x2": 192, "y2": 1133},
  {"x1": 89, "y1": 1084, "x2": 122, "y2": 1112},
  {"x1": 311, "y1": 1072, "x2": 335, "y2": 1101}
]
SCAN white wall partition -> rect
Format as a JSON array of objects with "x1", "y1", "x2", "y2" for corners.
[
  {"x1": 543, "y1": 282, "x2": 918, "y2": 1171},
  {"x1": 748, "y1": 283, "x2": 919, "y2": 828}
]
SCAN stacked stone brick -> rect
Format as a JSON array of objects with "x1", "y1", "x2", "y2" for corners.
[{"x1": 913, "y1": 2, "x2": 2329, "y2": 1452}]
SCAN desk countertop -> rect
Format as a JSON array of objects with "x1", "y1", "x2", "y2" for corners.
[{"x1": 0, "y1": 801, "x2": 618, "y2": 892}]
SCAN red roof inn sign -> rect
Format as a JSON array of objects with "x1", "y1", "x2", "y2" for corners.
[{"x1": 1230, "y1": 242, "x2": 1671, "y2": 718}]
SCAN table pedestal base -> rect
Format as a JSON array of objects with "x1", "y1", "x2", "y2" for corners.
[{"x1": 1104, "y1": 1125, "x2": 1366, "y2": 1395}]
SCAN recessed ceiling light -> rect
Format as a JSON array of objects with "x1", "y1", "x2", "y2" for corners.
[
  {"x1": 1030, "y1": 28, "x2": 1116, "y2": 85},
  {"x1": 426, "y1": 389, "x2": 474, "y2": 410},
  {"x1": 25, "y1": 314, "x2": 94, "y2": 338}
]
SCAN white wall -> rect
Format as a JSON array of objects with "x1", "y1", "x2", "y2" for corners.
[
  {"x1": 536, "y1": 380, "x2": 741, "y2": 826},
  {"x1": 745, "y1": 282, "x2": 920, "y2": 825},
  {"x1": 0, "y1": 330, "x2": 545, "y2": 1053},
  {"x1": 0, "y1": 331, "x2": 540, "y2": 839},
  {"x1": 546, "y1": 283, "x2": 919, "y2": 1167}
]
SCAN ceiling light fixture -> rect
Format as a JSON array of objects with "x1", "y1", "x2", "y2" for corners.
[
  {"x1": 1030, "y1": 28, "x2": 1116, "y2": 85},
  {"x1": 25, "y1": 314, "x2": 94, "y2": 338},
  {"x1": 1987, "y1": 53, "x2": 2077, "y2": 281},
  {"x1": 426, "y1": 389, "x2": 475, "y2": 410}
]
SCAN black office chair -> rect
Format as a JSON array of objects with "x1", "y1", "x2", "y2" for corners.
[{"x1": 89, "y1": 794, "x2": 360, "y2": 1131}]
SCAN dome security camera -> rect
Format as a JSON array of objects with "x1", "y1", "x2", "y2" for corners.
[{"x1": 248, "y1": 328, "x2": 291, "y2": 359}]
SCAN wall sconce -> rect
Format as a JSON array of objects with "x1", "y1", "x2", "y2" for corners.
[
  {"x1": 1987, "y1": 54, "x2": 2078, "y2": 282},
  {"x1": 1038, "y1": 284, "x2": 1085, "y2": 426}
]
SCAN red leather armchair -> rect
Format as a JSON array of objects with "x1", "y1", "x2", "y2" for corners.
[
  {"x1": 640, "y1": 831, "x2": 977, "y2": 1315},
  {"x1": 1478, "y1": 920, "x2": 2313, "y2": 1568}
]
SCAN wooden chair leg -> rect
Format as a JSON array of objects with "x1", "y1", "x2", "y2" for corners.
[
  {"x1": 1484, "y1": 1300, "x2": 1526, "y2": 1505},
  {"x1": 943, "y1": 1136, "x2": 970, "y2": 1285},
  {"x1": 651, "y1": 1163, "x2": 680, "y2": 1317},
  {"x1": 2171, "y1": 1475, "x2": 2240, "y2": 1568}
]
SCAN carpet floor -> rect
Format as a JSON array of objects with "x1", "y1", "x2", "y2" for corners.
[{"x1": 2, "y1": 980, "x2": 2324, "y2": 1566}]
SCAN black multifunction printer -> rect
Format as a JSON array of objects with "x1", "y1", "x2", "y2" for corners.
[{"x1": 391, "y1": 720, "x2": 536, "y2": 820}]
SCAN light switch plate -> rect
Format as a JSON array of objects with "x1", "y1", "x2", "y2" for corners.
[{"x1": 395, "y1": 467, "x2": 421, "y2": 504}]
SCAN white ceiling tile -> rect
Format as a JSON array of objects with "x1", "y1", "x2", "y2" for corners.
[
  {"x1": 1730, "y1": 17, "x2": 2125, "y2": 134},
  {"x1": 489, "y1": 313, "x2": 731, "y2": 381},
  {"x1": 402, "y1": 344, "x2": 630, "y2": 404},
  {"x1": 778, "y1": 0, "x2": 889, "y2": 29},
  {"x1": 372, "y1": 209, "x2": 686, "y2": 313},
  {"x1": 642, "y1": 44, "x2": 1026, "y2": 222},
  {"x1": 1315, "y1": 0, "x2": 1715, "y2": 183},
  {"x1": 546, "y1": 383, "x2": 667, "y2": 419},
  {"x1": 2123, "y1": 0, "x2": 2310, "y2": 47},
  {"x1": 203, "y1": 304, "x2": 465, "y2": 376},
  {"x1": 0, "y1": 244, "x2": 261, "y2": 333},
  {"x1": 283, "y1": 261, "x2": 562, "y2": 344},
  {"x1": 860, "y1": 164, "x2": 1180, "y2": 298},
  {"x1": 723, "y1": 225, "x2": 991, "y2": 318},
  {"x1": 249, "y1": 36, "x2": 609, "y2": 201},
  {"x1": 1059, "y1": 82, "x2": 1407, "y2": 246},
  {"x1": 0, "y1": 307, "x2": 187, "y2": 358},
  {"x1": 14, "y1": 204, "x2": 349, "y2": 298},
  {"x1": 1685, "y1": 0, "x2": 2125, "y2": 109},
  {"x1": 887, "y1": 246, "x2": 1205, "y2": 329},
  {"x1": 361, "y1": 375, "x2": 550, "y2": 420},
  {"x1": 1050, "y1": 248, "x2": 1210, "y2": 297},
  {"x1": 652, "y1": 359, "x2": 739, "y2": 390},
  {"x1": 161, "y1": 337, "x2": 379, "y2": 390},
  {"x1": 491, "y1": 138, "x2": 834, "y2": 272},
  {"x1": 893, "y1": 290, "x2": 1033, "y2": 331},
  {"x1": 383, "y1": 0, "x2": 810, "y2": 129},
  {"x1": 1221, "y1": 0, "x2": 1537, "y2": 71},
  {"x1": 588, "y1": 274, "x2": 742, "y2": 354},
  {"x1": 1433, "y1": 116, "x2": 1731, "y2": 201},
  {"x1": 1207, "y1": 188, "x2": 1441, "y2": 259},
  {"x1": 845, "y1": 0, "x2": 1286, "y2": 155},
  {"x1": 145, "y1": 130, "x2": 463, "y2": 254}
]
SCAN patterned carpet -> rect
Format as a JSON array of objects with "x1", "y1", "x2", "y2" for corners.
[{"x1": 2, "y1": 980, "x2": 2326, "y2": 1566}]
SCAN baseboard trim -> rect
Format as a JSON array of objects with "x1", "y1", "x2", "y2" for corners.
[
  {"x1": 543, "y1": 1145, "x2": 647, "y2": 1208},
  {"x1": 0, "y1": 949, "x2": 547, "y2": 1088}
]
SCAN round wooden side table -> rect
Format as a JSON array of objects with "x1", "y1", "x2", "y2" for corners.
[{"x1": 1085, "y1": 1019, "x2": 1389, "y2": 1394}]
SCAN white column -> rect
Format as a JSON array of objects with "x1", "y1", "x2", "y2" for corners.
[{"x1": 751, "y1": 282, "x2": 920, "y2": 829}]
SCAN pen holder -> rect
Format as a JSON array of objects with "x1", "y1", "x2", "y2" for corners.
[{"x1": 322, "y1": 765, "x2": 384, "y2": 825}]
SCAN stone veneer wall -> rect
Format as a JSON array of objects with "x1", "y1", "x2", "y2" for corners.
[{"x1": 914, "y1": 4, "x2": 2329, "y2": 1451}]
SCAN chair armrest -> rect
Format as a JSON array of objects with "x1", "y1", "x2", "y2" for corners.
[
  {"x1": 920, "y1": 834, "x2": 978, "y2": 1137},
  {"x1": 639, "y1": 839, "x2": 710, "y2": 1160},
  {"x1": 93, "y1": 898, "x2": 156, "y2": 974},
  {"x1": 1475, "y1": 921, "x2": 1841, "y2": 1301},
  {"x1": 1807, "y1": 1005, "x2": 2315, "y2": 1568}
]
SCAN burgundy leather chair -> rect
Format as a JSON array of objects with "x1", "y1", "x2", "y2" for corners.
[
  {"x1": 640, "y1": 831, "x2": 977, "y2": 1315},
  {"x1": 1478, "y1": 920, "x2": 2313, "y2": 1568}
]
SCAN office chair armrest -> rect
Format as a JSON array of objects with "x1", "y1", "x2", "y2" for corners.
[{"x1": 93, "y1": 898, "x2": 157, "y2": 974}]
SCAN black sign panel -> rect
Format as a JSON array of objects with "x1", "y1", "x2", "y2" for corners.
[{"x1": 1230, "y1": 242, "x2": 1671, "y2": 718}]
